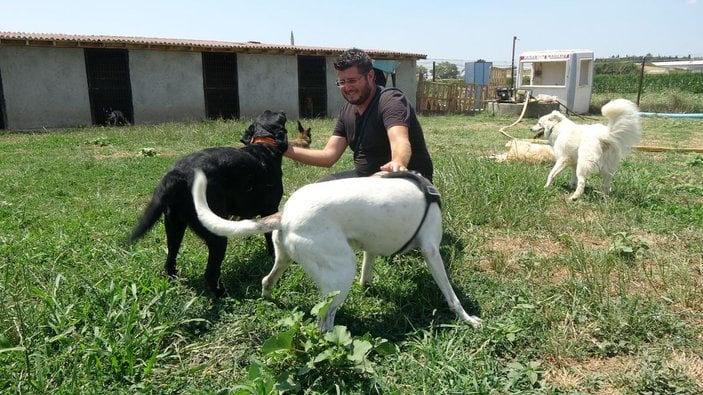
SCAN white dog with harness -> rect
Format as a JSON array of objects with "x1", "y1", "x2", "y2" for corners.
[{"x1": 191, "y1": 169, "x2": 482, "y2": 332}]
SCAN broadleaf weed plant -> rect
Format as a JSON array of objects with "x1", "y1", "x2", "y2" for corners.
[
  {"x1": 239, "y1": 293, "x2": 392, "y2": 394},
  {"x1": 608, "y1": 231, "x2": 651, "y2": 260}
]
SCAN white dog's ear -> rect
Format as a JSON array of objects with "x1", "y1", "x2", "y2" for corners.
[{"x1": 548, "y1": 112, "x2": 563, "y2": 122}]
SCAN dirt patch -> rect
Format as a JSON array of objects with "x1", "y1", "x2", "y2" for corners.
[
  {"x1": 486, "y1": 232, "x2": 565, "y2": 259},
  {"x1": 546, "y1": 351, "x2": 703, "y2": 392},
  {"x1": 544, "y1": 355, "x2": 637, "y2": 393},
  {"x1": 669, "y1": 351, "x2": 703, "y2": 387},
  {"x1": 580, "y1": 356, "x2": 637, "y2": 394},
  {"x1": 94, "y1": 151, "x2": 136, "y2": 159},
  {"x1": 92, "y1": 148, "x2": 178, "y2": 160},
  {"x1": 544, "y1": 366, "x2": 585, "y2": 392},
  {"x1": 543, "y1": 355, "x2": 627, "y2": 393},
  {"x1": 479, "y1": 231, "x2": 568, "y2": 280}
]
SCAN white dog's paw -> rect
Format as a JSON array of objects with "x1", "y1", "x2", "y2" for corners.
[
  {"x1": 467, "y1": 315, "x2": 483, "y2": 329},
  {"x1": 261, "y1": 283, "x2": 274, "y2": 300},
  {"x1": 458, "y1": 311, "x2": 483, "y2": 328}
]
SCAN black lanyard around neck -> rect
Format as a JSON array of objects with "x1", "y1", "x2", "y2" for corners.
[{"x1": 352, "y1": 87, "x2": 402, "y2": 159}]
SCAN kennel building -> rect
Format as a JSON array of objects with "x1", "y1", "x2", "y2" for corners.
[
  {"x1": 516, "y1": 49, "x2": 594, "y2": 114},
  {"x1": 0, "y1": 32, "x2": 425, "y2": 130}
]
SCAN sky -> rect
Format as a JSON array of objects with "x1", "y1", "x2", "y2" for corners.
[{"x1": 2, "y1": 0, "x2": 701, "y2": 67}]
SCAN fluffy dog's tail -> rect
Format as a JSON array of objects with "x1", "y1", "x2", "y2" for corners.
[
  {"x1": 601, "y1": 99, "x2": 642, "y2": 156},
  {"x1": 191, "y1": 169, "x2": 281, "y2": 238}
]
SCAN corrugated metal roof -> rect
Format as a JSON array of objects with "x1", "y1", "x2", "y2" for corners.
[{"x1": 0, "y1": 31, "x2": 426, "y2": 60}]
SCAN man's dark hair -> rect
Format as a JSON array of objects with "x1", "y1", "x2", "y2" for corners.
[{"x1": 333, "y1": 48, "x2": 373, "y2": 74}]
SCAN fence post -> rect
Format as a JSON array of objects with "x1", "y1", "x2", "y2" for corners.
[{"x1": 637, "y1": 56, "x2": 646, "y2": 106}]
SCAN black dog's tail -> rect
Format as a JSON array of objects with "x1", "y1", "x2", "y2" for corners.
[{"x1": 128, "y1": 172, "x2": 184, "y2": 243}]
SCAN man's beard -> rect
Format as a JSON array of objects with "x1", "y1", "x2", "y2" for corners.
[{"x1": 344, "y1": 82, "x2": 373, "y2": 105}]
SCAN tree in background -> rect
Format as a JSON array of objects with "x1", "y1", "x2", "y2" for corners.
[
  {"x1": 433, "y1": 61, "x2": 460, "y2": 80},
  {"x1": 595, "y1": 59, "x2": 639, "y2": 75},
  {"x1": 417, "y1": 64, "x2": 428, "y2": 80}
]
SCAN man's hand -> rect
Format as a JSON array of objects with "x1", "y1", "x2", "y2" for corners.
[
  {"x1": 384, "y1": 125, "x2": 411, "y2": 173},
  {"x1": 380, "y1": 160, "x2": 408, "y2": 173}
]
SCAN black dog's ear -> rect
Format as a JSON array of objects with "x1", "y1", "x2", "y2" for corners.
[
  {"x1": 241, "y1": 110, "x2": 289, "y2": 146},
  {"x1": 253, "y1": 110, "x2": 287, "y2": 137},
  {"x1": 258, "y1": 111, "x2": 287, "y2": 135}
]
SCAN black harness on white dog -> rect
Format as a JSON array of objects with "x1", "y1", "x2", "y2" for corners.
[{"x1": 380, "y1": 171, "x2": 441, "y2": 255}]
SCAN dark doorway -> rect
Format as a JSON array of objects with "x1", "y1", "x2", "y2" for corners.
[
  {"x1": 298, "y1": 56, "x2": 327, "y2": 118},
  {"x1": 202, "y1": 53, "x2": 239, "y2": 120},
  {"x1": 0, "y1": 67, "x2": 6, "y2": 130},
  {"x1": 84, "y1": 48, "x2": 134, "y2": 125}
]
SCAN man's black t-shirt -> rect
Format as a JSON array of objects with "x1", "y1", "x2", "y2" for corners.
[{"x1": 333, "y1": 86, "x2": 434, "y2": 181}]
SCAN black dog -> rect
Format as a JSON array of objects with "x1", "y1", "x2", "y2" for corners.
[
  {"x1": 106, "y1": 108, "x2": 128, "y2": 126},
  {"x1": 129, "y1": 110, "x2": 289, "y2": 295}
]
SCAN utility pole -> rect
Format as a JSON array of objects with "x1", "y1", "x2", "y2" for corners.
[{"x1": 511, "y1": 36, "x2": 518, "y2": 94}]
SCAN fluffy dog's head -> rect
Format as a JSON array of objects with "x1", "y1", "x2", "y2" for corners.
[
  {"x1": 240, "y1": 110, "x2": 289, "y2": 152},
  {"x1": 531, "y1": 110, "x2": 567, "y2": 139}
]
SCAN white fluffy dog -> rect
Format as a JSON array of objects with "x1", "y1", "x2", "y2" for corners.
[
  {"x1": 190, "y1": 170, "x2": 482, "y2": 332},
  {"x1": 531, "y1": 99, "x2": 642, "y2": 200}
]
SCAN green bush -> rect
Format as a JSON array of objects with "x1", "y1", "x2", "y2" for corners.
[{"x1": 594, "y1": 72, "x2": 703, "y2": 94}]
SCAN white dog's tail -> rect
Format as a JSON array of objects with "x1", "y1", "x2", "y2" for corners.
[
  {"x1": 601, "y1": 99, "x2": 642, "y2": 156},
  {"x1": 191, "y1": 169, "x2": 281, "y2": 238}
]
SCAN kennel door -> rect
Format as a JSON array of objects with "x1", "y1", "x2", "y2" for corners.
[{"x1": 84, "y1": 48, "x2": 134, "y2": 125}]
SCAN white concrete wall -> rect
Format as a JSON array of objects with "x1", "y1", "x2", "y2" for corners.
[
  {"x1": 325, "y1": 57, "x2": 346, "y2": 118},
  {"x1": 393, "y1": 59, "x2": 419, "y2": 108},
  {"x1": 129, "y1": 50, "x2": 205, "y2": 124},
  {"x1": 237, "y1": 53, "x2": 299, "y2": 120},
  {"x1": 0, "y1": 45, "x2": 421, "y2": 130},
  {"x1": 0, "y1": 46, "x2": 92, "y2": 130}
]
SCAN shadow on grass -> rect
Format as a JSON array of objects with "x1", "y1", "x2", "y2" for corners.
[
  {"x1": 180, "y1": 242, "x2": 275, "y2": 324},
  {"x1": 337, "y1": 272, "x2": 483, "y2": 341},
  {"x1": 336, "y1": 234, "x2": 483, "y2": 340},
  {"x1": 180, "y1": 232, "x2": 483, "y2": 342},
  {"x1": 321, "y1": 232, "x2": 481, "y2": 339},
  {"x1": 182, "y1": 247, "x2": 273, "y2": 298}
]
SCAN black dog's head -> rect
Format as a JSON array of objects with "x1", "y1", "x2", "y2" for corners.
[{"x1": 240, "y1": 110, "x2": 289, "y2": 153}]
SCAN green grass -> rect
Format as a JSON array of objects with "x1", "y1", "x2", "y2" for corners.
[{"x1": 1, "y1": 112, "x2": 702, "y2": 393}]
